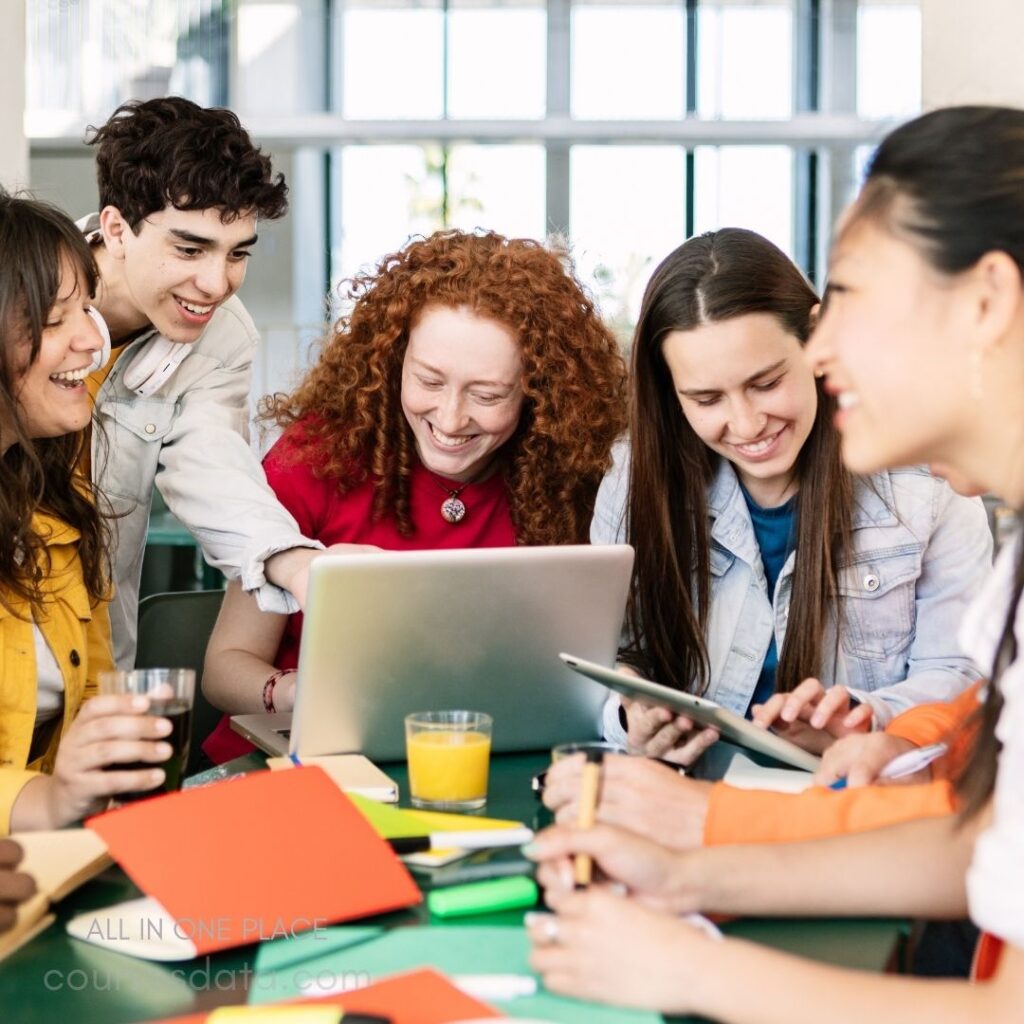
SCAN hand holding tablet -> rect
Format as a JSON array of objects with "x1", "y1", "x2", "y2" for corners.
[{"x1": 560, "y1": 653, "x2": 822, "y2": 773}]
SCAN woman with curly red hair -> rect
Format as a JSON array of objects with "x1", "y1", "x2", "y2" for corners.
[{"x1": 201, "y1": 229, "x2": 628, "y2": 762}]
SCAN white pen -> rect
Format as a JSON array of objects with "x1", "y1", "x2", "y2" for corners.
[
  {"x1": 452, "y1": 973, "x2": 538, "y2": 1000},
  {"x1": 879, "y1": 742, "x2": 948, "y2": 780}
]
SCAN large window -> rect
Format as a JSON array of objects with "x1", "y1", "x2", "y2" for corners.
[
  {"x1": 342, "y1": 6, "x2": 446, "y2": 119},
  {"x1": 697, "y1": 2, "x2": 793, "y2": 120},
  {"x1": 571, "y1": 145, "x2": 687, "y2": 328},
  {"x1": 571, "y1": 3, "x2": 686, "y2": 120},
  {"x1": 336, "y1": 142, "x2": 547, "y2": 282},
  {"x1": 27, "y1": 0, "x2": 922, "y2": 382},
  {"x1": 694, "y1": 146, "x2": 793, "y2": 254}
]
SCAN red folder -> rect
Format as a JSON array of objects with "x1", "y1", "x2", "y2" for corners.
[
  {"x1": 146, "y1": 967, "x2": 503, "y2": 1023},
  {"x1": 84, "y1": 767, "x2": 422, "y2": 957}
]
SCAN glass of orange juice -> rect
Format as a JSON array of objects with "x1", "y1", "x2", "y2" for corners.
[{"x1": 405, "y1": 710, "x2": 493, "y2": 811}]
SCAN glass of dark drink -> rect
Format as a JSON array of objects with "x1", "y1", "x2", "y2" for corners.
[{"x1": 98, "y1": 668, "x2": 196, "y2": 802}]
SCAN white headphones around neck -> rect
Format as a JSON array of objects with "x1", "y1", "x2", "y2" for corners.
[
  {"x1": 120, "y1": 337, "x2": 192, "y2": 396},
  {"x1": 84, "y1": 305, "x2": 191, "y2": 395},
  {"x1": 86, "y1": 305, "x2": 112, "y2": 372}
]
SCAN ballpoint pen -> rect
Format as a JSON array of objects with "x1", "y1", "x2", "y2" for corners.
[{"x1": 829, "y1": 742, "x2": 948, "y2": 791}]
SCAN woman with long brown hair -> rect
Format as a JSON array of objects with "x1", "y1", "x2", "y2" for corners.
[
  {"x1": 0, "y1": 191, "x2": 173, "y2": 832},
  {"x1": 202, "y1": 228, "x2": 628, "y2": 762},
  {"x1": 597, "y1": 227, "x2": 992, "y2": 763}
]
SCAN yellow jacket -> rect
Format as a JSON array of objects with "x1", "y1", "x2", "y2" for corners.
[{"x1": 0, "y1": 513, "x2": 113, "y2": 834}]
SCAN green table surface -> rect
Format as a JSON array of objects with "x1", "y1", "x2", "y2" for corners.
[{"x1": 0, "y1": 750, "x2": 906, "y2": 1024}]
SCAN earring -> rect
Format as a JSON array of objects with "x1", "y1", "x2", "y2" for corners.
[{"x1": 814, "y1": 369, "x2": 825, "y2": 379}]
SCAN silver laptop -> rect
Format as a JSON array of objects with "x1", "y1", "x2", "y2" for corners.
[{"x1": 232, "y1": 544, "x2": 634, "y2": 760}]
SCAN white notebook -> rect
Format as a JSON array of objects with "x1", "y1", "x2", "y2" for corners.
[{"x1": 722, "y1": 752, "x2": 815, "y2": 794}]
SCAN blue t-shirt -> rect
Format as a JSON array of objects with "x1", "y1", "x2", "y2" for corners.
[{"x1": 739, "y1": 485, "x2": 798, "y2": 715}]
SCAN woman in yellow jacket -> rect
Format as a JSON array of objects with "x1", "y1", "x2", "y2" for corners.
[{"x1": 0, "y1": 190, "x2": 171, "y2": 835}]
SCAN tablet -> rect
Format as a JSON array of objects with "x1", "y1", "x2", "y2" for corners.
[{"x1": 559, "y1": 653, "x2": 822, "y2": 773}]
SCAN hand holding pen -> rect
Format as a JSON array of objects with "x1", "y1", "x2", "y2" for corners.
[
  {"x1": 573, "y1": 748, "x2": 604, "y2": 888},
  {"x1": 827, "y1": 741, "x2": 948, "y2": 791}
]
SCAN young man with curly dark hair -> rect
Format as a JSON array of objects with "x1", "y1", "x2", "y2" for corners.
[{"x1": 82, "y1": 97, "x2": 322, "y2": 668}]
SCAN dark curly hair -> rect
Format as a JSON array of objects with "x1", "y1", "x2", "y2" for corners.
[
  {"x1": 265, "y1": 230, "x2": 628, "y2": 545},
  {"x1": 87, "y1": 97, "x2": 288, "y2": 229},
  {"x1": 0, "y1": 190, "x2": 110, "y2": 611}
]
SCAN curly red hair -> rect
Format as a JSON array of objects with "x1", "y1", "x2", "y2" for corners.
[{"x1": 264, "y1": 230, "x2": 628, "y2": 545}]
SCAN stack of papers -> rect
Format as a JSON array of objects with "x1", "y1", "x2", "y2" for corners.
[{"x1": 347, "y1": 794, "x2": 533, "y2": 867}]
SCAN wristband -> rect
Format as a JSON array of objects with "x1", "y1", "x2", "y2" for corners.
[{"x1": 262, "y1": 669, "x2": 294, "y2": 713}]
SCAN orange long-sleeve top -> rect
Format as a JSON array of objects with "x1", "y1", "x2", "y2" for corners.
[{"x1": 703, "y1": 681, "x2": 984, "y2": 846}]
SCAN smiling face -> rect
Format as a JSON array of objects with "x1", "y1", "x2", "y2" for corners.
[
  {"x1": 401, "y1": 305, "x2": 525, "y2": 483},
  {"x1": 806, "y1": 218, "x2": 974, "y2": 476},
  {"x1": 8, "y1": 257, "x2": 105, "y2": 447},
  {"x1": 663, "y1": 312, "x2": 819, "y2": 507},
  {"x1": 97, "y1": 205, "x2": 258, "y2": 343}
]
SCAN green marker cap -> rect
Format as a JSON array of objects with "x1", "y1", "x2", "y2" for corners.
[{"x1": 427, "y1": 875, "x2": 539, "y2": 918}]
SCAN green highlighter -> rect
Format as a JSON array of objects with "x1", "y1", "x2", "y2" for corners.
[{"x1": 427, "y1": 875, "x2": 539, "y2": 918}]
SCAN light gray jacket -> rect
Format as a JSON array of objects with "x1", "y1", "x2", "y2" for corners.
[
  {"x1": 91, "y1": 294, "x2": 317, "y2": 668},
  {"x1": 596, "y1": 440, "x2": 993, "y2": 738}
]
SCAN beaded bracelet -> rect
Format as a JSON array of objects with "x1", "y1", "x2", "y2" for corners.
[{"x1": 262, "y1": 668, "x2": 295, "y2": 713}]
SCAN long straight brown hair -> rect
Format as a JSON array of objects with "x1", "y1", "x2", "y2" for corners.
[{"x1": 622, "y1": 228, "x2": 854, "y2": 696}]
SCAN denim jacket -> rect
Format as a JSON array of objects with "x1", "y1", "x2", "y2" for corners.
[
  {"x1": 90, "y1": 286, "x2": 319, "y2": 669},
  {"x1": 595, "y1": 440, "x2": 993, "y2": 737}
]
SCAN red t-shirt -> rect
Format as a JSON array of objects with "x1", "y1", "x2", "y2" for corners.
[{"x1": 203, "y1": 421, "x2": 517, "y2": 763}]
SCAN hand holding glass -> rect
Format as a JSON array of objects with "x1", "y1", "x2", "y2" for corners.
[{"x1": 98, "y1": 668, "x2": 196, "y2": 800}]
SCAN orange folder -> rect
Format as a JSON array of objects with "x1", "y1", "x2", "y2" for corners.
[
  {"x1": 82, "y1": 767, "x2": 422, "y2": 957},
  {"x1": 147, "y1": 967, "x2": 503, "y2": 1023}
]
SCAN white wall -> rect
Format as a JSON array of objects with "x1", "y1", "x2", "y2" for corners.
[
  {"x1": 922, "y1": 0, "x2": 1024, "y2": 109},
  {"x1": 0, "y1": 0, "x2": 28, "y2": 189},
  {"x1": 29, "y1": 153, "x2": 98, "y2": 215}
]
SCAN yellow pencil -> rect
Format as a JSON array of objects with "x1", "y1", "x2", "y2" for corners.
[{"x1": 573, "y1": 749, "x2": 604, "y2": 888}]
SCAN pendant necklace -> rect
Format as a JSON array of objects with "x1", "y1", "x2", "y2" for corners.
[
  {"x1": 429, "y1": 473, "x2": 478, "y2": 524},
  {"x1": 426, "y1": 457, "x2": 498, "y2": 523},
  {"x1": 436, "y1": 480, "x2": 469, "y2": 524}
]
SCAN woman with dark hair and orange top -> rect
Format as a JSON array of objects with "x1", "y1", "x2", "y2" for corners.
[
  {"x1": 201, "y1": 229, "x2": 628, "y2": 762},
  {"x1": 526, "y1": 106, "x2": 1024, "y2": 1021}
]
